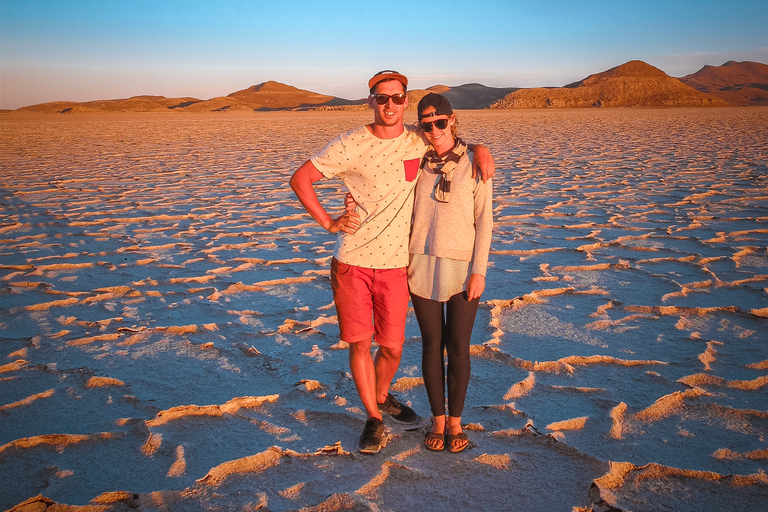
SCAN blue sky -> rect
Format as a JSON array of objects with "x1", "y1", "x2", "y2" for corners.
[{"x1": 1, "y1": 0, "x2": 766, "y2": 109}]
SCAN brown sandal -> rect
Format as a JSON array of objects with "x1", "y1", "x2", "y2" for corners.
[
  {"x1": 424, "y1": 430, "x2": 445, "y2": 451},
  {"x1": 446, "y1": 432, "x2": 468, "y2": 453}
]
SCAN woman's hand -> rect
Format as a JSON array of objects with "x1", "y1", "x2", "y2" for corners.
[
  {"x1": 327, "y1": 210, "x2": 360, "y2": 234},
  {"x1": 344, "y1": 192, "x2": 357, "y2": 213},
  {"x1": 466, "y1": 274, "x2": 485, "y2": 301},
  {"x1": 324, "y1": 192, "x2": 360, "y2": 234}
]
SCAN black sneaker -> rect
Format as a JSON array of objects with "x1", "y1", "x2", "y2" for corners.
[
  {"x1": 377, "y1": 393, "x2": 418, "y2": 424},
  {"x1": 358, "y1": 417, "x2": 385, "y2": 454}
]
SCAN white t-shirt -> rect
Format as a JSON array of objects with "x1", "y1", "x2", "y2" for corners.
[{"x1": 311, "y1": 124, "x2": 428, "y2": 269}]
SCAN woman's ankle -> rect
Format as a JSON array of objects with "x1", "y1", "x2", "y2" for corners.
[
  {"x1": 431, "y1": 415, "x2": 446, "y2": 432},
  {"x1": 447, "y1": 415, "x2": 463, "y2": 434}
]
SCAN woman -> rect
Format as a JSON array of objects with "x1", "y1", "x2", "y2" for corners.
[{"x1": 409, "y1": 93, "x2": 493, "y2": 452}]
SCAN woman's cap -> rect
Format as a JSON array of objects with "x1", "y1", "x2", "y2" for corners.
[{"x1": 418, "y1": 93, "x2": 453, "y2": 120}]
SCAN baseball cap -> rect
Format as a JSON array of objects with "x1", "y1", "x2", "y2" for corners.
[
  {"x1": 418, "y1": 93, "x2": 453, "y2": 120},
  {"x1": 368, "y1": 70, "x2": 408, "y2": 91}
]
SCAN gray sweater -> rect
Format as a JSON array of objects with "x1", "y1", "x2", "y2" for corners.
[{"x1": 408, "y1": 150, "x2": 493, "y2": 276}]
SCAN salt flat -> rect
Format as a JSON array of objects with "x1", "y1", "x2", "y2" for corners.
[{"x1": 1, "y1": 108, "x2": 767, "y2": 511}]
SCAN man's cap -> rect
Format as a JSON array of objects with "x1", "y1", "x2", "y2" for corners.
[
  {"x1": 369, "y1": 70, "x2": 408, "y2": 91},
  {"x1": 418, "y1": 93, "x2": 453, "y2": 120}
]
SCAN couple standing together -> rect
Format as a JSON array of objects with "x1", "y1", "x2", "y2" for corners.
[{"x1": 291, "y1": 70, "x2": 494, "y2": 454}]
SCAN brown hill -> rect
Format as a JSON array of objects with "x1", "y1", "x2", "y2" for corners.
[
  {"x1": 15, "y1": 95, "x2": 201, "y2": 113},
  {"x1": 679, "y1": 61, "x2": 768, "y2": 106},
  {"x1": 181, "y1": 81, "x2": 354, "y2": 112},
  {"x1": 490, "y1": 60, "x2": 729, "y2": 109}
]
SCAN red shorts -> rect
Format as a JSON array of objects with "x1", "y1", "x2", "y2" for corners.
[{"x1": 330, "y1": 258, "x2": 409, "y2": 348}]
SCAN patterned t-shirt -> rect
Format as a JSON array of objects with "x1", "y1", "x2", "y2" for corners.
[{"x1": 311, "y1": 124, "x2": 428, "y2": 269}]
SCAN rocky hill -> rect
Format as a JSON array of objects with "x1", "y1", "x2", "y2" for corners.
[
  {"x1": 490, "y1": 60, "x2": 729, "y2": 108},
  {"x1": 679, "y1": 61, "x2": 768, "y2": 106},
  {"x1": 180, "y1": 81, "x2": 361, "y2": 112}
]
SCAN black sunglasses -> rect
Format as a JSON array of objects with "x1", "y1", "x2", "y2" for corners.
[
  {"x1": 420, "y1": 119, "x2": 450, "y2": 132},
  {"x1": 372, "y1": 93, "x2": 407, "y2": 105}
]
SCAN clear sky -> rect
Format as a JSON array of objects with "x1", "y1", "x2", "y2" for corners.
[{"x1": 1, "y1": 0, "x2": 766, "y2": 109}]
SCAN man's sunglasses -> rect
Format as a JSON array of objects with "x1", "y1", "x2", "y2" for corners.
[
  {"x1": 420, "y1": 119, "x2": 450, "y2": 132},
  {"x1": 371, "y1": 93, "x2": 407, "y2": 105}
]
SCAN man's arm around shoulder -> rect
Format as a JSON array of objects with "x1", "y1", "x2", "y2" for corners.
[{"x1": 467, "y1": 144, "x2": 495, "y2": 183}]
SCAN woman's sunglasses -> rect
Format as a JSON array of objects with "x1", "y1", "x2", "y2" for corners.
[
  {"x1": 372, "y1": 93, "x2": 407, "y2": 105},
  {"x1": 420, "y1": 119, "x2": 450, "y2": 132}
]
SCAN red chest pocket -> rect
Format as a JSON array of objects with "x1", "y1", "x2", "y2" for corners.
[{"x1": 403, "y1": 158, "x2": 420, "y2": 182}]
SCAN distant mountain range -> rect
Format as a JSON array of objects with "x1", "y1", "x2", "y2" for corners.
[{"x1": 10, "y1": 60, "x2": 767, "y2": 114}]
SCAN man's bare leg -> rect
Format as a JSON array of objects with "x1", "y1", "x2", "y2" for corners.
[
  {"x1": 350, "y1": 338, "x2": 388, "y2": 453},
  {"x1": 348, "y1": 339, "x2": 382, "y2": 420},
  {"x1": 373, "y1": 343, "x2": 417, "y2": 423},
  {"x1": 373, "y1": 344, "x2": 403, "y2": 403}
]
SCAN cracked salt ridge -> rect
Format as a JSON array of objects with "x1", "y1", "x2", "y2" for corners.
[{"x1": 1, "y1": 109, "x2": 767, "y2": 511}]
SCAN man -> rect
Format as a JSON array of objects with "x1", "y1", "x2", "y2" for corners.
[{"x1": 290, "y1": 70, "x2": 494, "y2": 454}]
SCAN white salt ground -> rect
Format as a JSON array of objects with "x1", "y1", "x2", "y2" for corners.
[{"x1": 1, "y1": 108, "x2": 767, "y2": 511}]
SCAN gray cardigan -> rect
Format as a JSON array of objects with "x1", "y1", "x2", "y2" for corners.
[{"x1": 408, "y1": 150, "x2": 493, "y2": 276}]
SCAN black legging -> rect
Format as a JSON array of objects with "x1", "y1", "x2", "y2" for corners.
[{"x1": 411, "y1": 291, "x2": 479, "y2": 418}]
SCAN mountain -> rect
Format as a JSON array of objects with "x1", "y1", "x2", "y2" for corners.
[
  {"x1": 490, "y1": 60, "x2": 729, "y2": 108},
  {"x1": 679, "y1": 61, "x2": 768, "y2": 106},
  {"x1": 180, "y1": 81, "x2": 361, "y2": 112}
]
